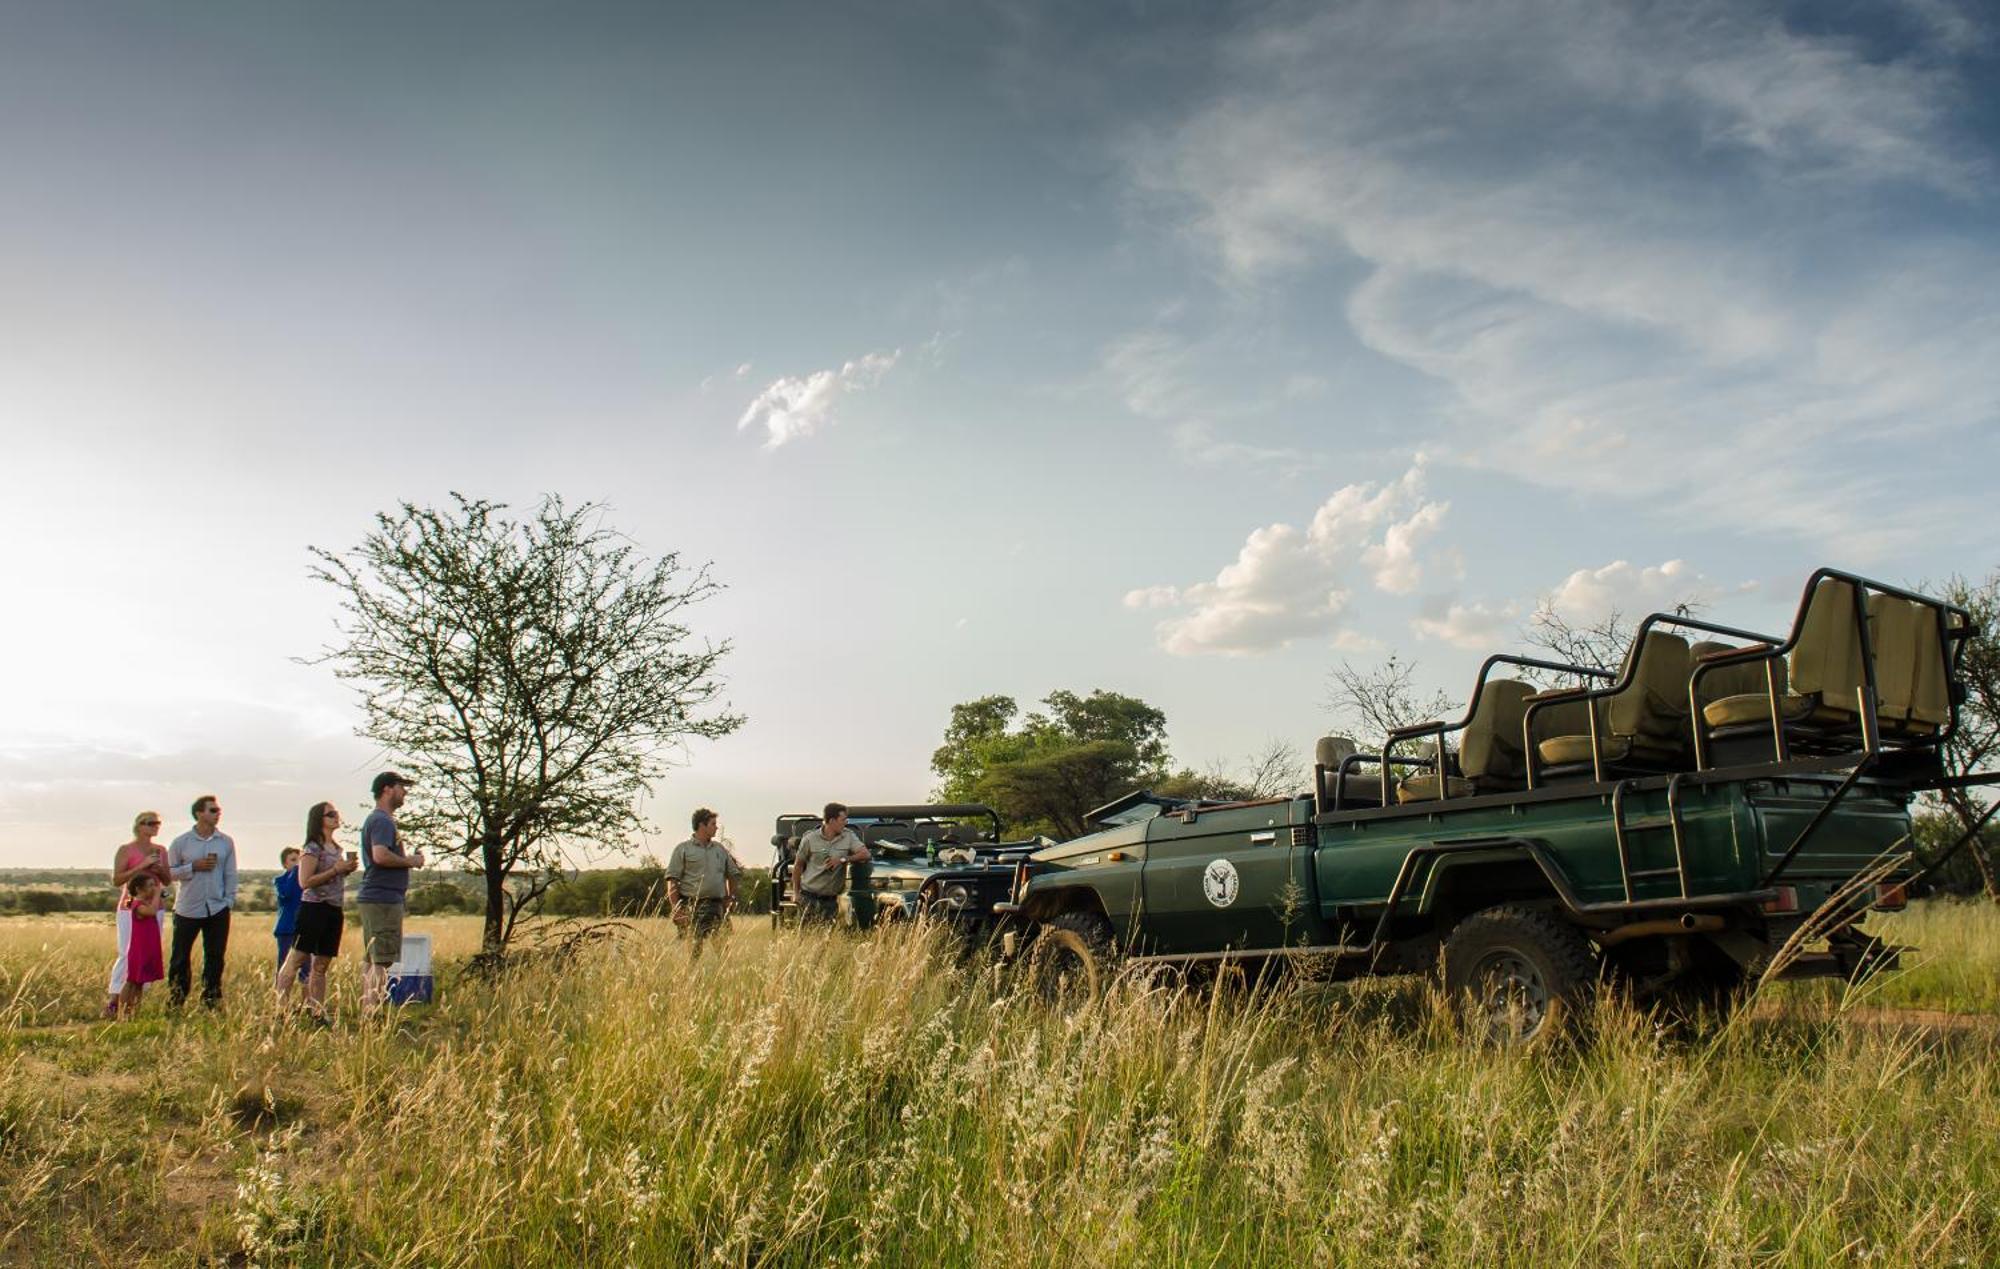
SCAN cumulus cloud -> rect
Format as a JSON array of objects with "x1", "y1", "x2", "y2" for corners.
[
  {"x1": 737, "y1": 350, "x2": 900, "y2": 449},
  {"x1": 1132, "y1": 0, "x2": 2000, "y2": 549},
  {"x1": 1128, "y1": 462, "x2": 1448, "y2": 655},
  {"x1": 1542, "y1": 559, "x2": 1719, "y2": 624}
]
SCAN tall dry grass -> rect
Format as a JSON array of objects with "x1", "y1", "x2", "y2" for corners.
[{"x1": 0, "y1": 905, "x2": 1996, "y2": 1266}]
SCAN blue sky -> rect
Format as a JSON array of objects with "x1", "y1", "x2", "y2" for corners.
[{"x1": 4, "y1": 0, "x2": 1997, "y2": 868}]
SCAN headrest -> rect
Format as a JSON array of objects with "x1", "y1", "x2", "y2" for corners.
[{"x1": 1315, "y1": 735, "x2": 1359, "y2": 767}]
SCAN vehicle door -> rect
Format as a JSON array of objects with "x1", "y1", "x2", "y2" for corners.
[{"x1": 1140, "y1": 802, "x2": 1313, "y2": 953}]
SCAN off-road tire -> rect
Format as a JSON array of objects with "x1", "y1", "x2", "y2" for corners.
[
  {"x1": 1443, "y1": 905, "x2": 1598, "y2": 1045},
  {"x1": 1026, "y1": 911, "x2": 1117, "y2": 1009}
]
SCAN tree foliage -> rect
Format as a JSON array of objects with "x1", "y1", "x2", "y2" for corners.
[
  {"x1": 930, "y1": 690, "x2": 1171, "y2": 840},
  {"x1": 308, "y1": 494, "x2": 744, "y2": 951},
  {"x1": 1922, "y1": 570, "x2": 2000, "y2": 898}
]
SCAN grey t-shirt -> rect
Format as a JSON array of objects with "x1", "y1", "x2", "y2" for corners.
[
  {"x1": 667, "y1": 837, "x2": 742, "y2": 901},
  {"x1": 354, "y1": 810, "x2": 409, "y2": 905},
  {"x1": 796, "y1": 827, "x2": 863, "y2": 897},
  {"x1": 299, "y1": 840, "x2": 346, "y2": 907}
]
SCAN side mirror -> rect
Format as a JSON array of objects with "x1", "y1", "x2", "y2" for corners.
[{"x1": 770, "y1": 834, "x2": 786, "y2": 847}]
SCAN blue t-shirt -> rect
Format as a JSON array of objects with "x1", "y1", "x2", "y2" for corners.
[
  {"x1": 272, "y1": 867, "x2": 303, "y2": 936},
  {"x1": 355, "y1": 809, "x2": 410, "y2": 905}
]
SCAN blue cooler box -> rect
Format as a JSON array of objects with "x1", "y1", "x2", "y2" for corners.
[{"x1": 386, "y1": 932, "x2": 434, "y2": 1005}]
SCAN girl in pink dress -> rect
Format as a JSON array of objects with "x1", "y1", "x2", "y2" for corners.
[{"x1": 119, "y1": 874, "x2": 165, "y2": 1018}]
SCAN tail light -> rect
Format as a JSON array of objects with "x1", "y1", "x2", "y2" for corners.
[
  {"x1": 1872, "y1": 882, "x2": 1907, "y2": 912},
  {"x1": 1760, "y1": 886, "x2": 1800, "y2": 915}
]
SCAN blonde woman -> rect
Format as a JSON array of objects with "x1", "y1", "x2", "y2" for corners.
[{"x1": 105, "y1": 811, "x2": 173, "y2": 1018}]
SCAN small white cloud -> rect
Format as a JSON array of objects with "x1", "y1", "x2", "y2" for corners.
[
  {"x1": 1123, "y1": 585, "x2": 1182, "y2": 610},
  {"x1": 1411, "y1": 597, "x2": 1521, "y2": 651},
  {"x1": 737, "y1": 350, "x2": 900, "y2": 449},
  {"x1": 734, "y1": 362, "x2": 752, "y2": 378},
  {"x1": 1132, "y1": 461, "x2": 1447, "y2": 655}
]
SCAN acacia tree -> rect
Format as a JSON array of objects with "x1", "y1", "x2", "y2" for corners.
[{"x1": 308, "y1": 494, "x2": 744, "y2": 952}]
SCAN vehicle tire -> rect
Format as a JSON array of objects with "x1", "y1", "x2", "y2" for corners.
[
  {"x1": 1026, "y1": 911, "x2": 1116, "y2": 1009},
  {"x1": 1443, "y1": 905, "x2": 1598, "y2": 1045}
]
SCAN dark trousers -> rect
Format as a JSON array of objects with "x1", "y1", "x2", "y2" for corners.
[
  {"x1": 169, "y1": 909, "x2": 231, "y2": 1006},
  {"x1": 799, "y1": 892, "x2": 839, "y2": 928},
  {"x1": 688, "y1": 898, "x2": 729, "y2": 956}
]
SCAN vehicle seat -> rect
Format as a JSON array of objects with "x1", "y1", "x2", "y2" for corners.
[
  {"x1": 1534, "y1": 632, "x2": 1692, "y2": 770},
  {"x1": 1869, "y1": 596, "x2": 1954, "y2": 737},
  {"x1": 1700, "y1": 581, "x2": 1884, "y2": 738},
  {"x1": 1316, "y1": 735, "x2": 1385, "y2": 808},
  {"x1": 1398, "y1": 679, "x2": 1534, "y2": 802}
]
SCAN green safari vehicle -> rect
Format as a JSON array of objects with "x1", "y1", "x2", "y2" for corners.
[{"x1": 996, "y1": 568, "x2": 1998, "y2": 1039}]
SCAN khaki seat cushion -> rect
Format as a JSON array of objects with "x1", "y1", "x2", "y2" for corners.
[
  {"x1": 1703, "y1": 691, "x2": 1818, "y2": 729},
  {"x1": 1396, "y1": 773, "x2": 1475, "y2": 802},
  {"x1": 1538, "y1": 733, "x2": 1684, "y2": 766}
]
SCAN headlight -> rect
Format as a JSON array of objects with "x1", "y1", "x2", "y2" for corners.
[{"x1": 941, "y1": 882, "x2": 972, "y2": 909}]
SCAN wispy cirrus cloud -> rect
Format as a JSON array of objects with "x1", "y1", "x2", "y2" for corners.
[
  {"x1": 1125, "y1": 461, "x2": 1447, "y2": 655},
  {"x1": 737, "y1": 349, "x2": 900, "y2": 449},
  {"x1": 1132, "y1": 0, "x2": 2000, "y2": 551}
]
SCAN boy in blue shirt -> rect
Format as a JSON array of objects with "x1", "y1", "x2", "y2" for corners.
[{"x1": 272, "y1": 847, "x2": 307, "y2": 987}]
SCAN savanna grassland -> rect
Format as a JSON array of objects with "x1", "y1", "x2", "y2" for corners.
[{"x1": 2, "y1": 904, "x2": 1998, "y2": 1267}]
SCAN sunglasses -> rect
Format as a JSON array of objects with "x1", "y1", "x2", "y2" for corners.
[{"x1": 140, "y1": 819, "x2": 161, "y2": 827}]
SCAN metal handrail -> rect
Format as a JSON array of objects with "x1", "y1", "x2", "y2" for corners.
[
  {"x1": 1382, "y1": 653, "x2": 1613, "y2": 805},
  {"x1": 1316, "y1": 751, "x2": 1434, "y2": 815}
]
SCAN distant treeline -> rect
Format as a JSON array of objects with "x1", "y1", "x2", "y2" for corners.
[{"x1": 0, "y1": 866, "x2": 775, "y2": 918}]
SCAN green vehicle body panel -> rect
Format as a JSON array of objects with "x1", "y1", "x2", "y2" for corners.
[{"x1": 1021, "y1": 774, "x2": 1913, "y2": 955}]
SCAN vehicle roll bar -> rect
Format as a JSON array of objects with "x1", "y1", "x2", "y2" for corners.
[
  {"x1": 1687, "y1": 567, "x2": 1975, "y2": 771},
  {"x1": 1520, "y1": 612, "x2": 1783, "y2": 787}
]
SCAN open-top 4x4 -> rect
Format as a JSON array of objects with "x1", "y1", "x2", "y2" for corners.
[
  {"x1": 770, "y1": 803, "x2": 1038, "y2": 939},
  {"x1": 998, "y1": 568, "x2": 1999, "y2": 1040}
]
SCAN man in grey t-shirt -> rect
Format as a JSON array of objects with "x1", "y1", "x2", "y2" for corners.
[
  {"x1": 667, "y1": 807, "x2": 741, "y2": 957},
  {"x1": 356, "y1": 771, "x2": 423, "y2": 1014},
  {"x1": 791, "y1": 802, "x2": 867, "y2": 928}
]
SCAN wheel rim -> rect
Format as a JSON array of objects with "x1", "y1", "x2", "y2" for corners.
[{"x1": 1471, "y1": 949, "x2": 1550, "y2": 1040}]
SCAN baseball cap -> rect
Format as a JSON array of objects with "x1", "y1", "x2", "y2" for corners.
[{"x1": 371, "y1": 771, "x2": 417, "y2": 797}]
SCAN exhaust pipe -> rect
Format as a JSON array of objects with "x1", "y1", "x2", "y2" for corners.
[{"x1": 1597, "y1": 914, "x2": 1725, "y2": 946}]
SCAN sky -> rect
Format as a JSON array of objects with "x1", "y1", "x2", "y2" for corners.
[{"x1": 4, "y1": 0, "x2": 1998, "y2": 870}]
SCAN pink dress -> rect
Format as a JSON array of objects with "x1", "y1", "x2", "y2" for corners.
[{"x1": 126, "y1": 907, "x2": 164, "y2": 985}]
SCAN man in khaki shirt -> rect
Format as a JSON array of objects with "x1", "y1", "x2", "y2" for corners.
[
  {"x1": 667, "y1": 807, "x2": 741, "y2": 957},
  {"x1": 791, "y1": 801, "x2": 867, "y2": 928}
]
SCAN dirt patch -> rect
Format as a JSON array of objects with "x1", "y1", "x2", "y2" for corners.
[{"x1": 1753, "y1": 1000, "x2": 2000, "y2": 1035}]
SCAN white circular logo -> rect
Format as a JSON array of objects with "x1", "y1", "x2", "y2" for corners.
[{"x1": 1202, "y1": 858, "x2": 1239, "y2": 908}]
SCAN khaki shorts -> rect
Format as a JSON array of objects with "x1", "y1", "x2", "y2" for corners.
[{"x1": 357, "y1": 902, "x2": 404, "y2": 967}]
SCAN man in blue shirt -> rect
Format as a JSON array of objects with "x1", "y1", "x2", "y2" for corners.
[
  {"x1": 356, "y1": 771, "x2": 424, "y2": 1014},
  {"x1": 167, "y1": 793, "x2": 238, "y2": 1008}
]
